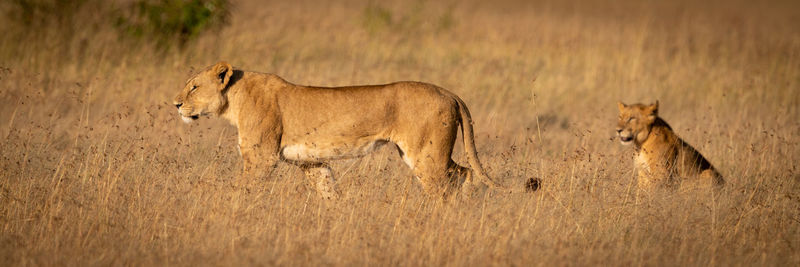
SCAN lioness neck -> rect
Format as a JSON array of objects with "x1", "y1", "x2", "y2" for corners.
[
  {"x1": 220, "y1": 82, "x2": 243, "y2": 126},
  {"x1": 219, "y1": 71, "x2": 285, "y2": 127}
]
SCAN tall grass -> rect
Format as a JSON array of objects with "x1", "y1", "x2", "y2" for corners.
[{"x1": 1, "y1": 0, "x2": 798, "y2": 265}]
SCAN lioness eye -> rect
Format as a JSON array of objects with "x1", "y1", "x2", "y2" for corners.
[{"x1": 190, "y1": 85, "x2": 197, "y2": 93}]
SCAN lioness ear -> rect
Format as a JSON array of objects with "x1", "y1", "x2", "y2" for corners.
[
  {"x1": 212, "y1": 61, "x2": 233, "y2": 90},
  {"x1": 617, "y1": 101, "x2": 627, "y2": 112}
]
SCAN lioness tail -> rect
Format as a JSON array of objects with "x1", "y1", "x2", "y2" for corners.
[{"x1": 452, "y1": 96, "x2": 507, "y2": 191}]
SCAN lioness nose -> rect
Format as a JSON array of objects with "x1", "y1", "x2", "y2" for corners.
[{"x1": 175, "y1": 103, "x2": 182, "y2": 109}]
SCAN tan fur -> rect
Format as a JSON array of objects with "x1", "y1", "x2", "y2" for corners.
[
  {"x1": 173, "y1": 61, "x2": 509, "y2": 199},
  {"x1": 616, "y1": 101, "x2": 725, "y2": 190}
]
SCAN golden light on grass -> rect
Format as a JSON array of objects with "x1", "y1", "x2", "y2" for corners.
[{"x1": 0, "y1": 0, "x2": 798, "y2": 265}]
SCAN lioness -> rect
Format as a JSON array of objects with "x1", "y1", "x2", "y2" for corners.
[
  {"x1": 616, "y1": 101, "x2": 725, "y2": 190},
  {"x1": 173, "y1": 61, "x2": 509, "y2": 199}
]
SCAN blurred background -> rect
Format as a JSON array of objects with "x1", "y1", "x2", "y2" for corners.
[{"x1": 0, "y1": 0, "x2": 798, "y2": 265}]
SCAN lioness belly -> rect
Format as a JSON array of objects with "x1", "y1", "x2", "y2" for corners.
[{"x1": 281, "y1": 139, "x2": 388, "y2": 162}]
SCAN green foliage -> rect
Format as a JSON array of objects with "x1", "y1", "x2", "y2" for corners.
[
  {"x1": 436, "y1": 7, "x2": 455, "y2": 32},
  {"x1": 362, "y1": 3, "x2": 393, "y2": 34},
  {"x1": 115, "y1": 0, "x2": 230, "y2": 49},
  {"x1": 361, "y1": 1, "x2": 456, "y2": 35},
  {"x1": 4, "y1": 0, "x2": 89, "y2": 27}
]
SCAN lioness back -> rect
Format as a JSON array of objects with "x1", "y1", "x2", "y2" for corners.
[
  {"x1": 278, "y1": 81, "x2": 459, "y2": 140},
  {"x1": 616, "y1": 101, "x2": 724, "y2": 189}
]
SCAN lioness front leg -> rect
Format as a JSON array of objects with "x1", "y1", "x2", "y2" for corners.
[
  {"x1": 238, "y1": 125, "x2": 282, "y2": 181},
  {"x1": 240, "y1": 146, "x2": 279, "y2": 181},
  {"x1": 301, "y1": 163, "x2": 340, "y2": 200}
]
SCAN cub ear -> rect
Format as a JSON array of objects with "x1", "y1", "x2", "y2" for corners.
[
  {"x1": 211, "y1": 61, "x2": 233, "y2": 90},
  {"x1": 645, "y1": 100, "x2": 659, "y2": 120},
  {"x1": 617, "y1": 101, "x2": 627, "y2": 112},
  {"x1": 647, "y1": 100, "x2": 659, "y2": 115}
]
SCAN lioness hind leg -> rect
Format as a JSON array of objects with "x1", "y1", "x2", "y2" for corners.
[
  {"x1": 394, "y1": 113, "x2": 461, "y2": 197},
  {"x1": 301, "y1": 164, "x2": 340, "y2": 200},
  {"x1": 447, "y1": 162, "x2": 469, "y2": 188},
  {"x1": 398, "y1": 152, "x2": 453, "y2": 197},
  {"x1": 395, "y1": 145, "x2": 464, "y2": 197},
  {"x1": 447, "y1": 162, "x2": 484, "y2": 195},
  {"x1": 410, "y1": 160, "x2": 469, "y2": 198},
  {"x1": 395, "y1": 142, "x2": 442, "y2": 195}
]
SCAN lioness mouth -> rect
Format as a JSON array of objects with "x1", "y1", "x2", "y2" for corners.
[
  {"x1": 190, "y1": 115, "x2": 200, "y2": 120},
  {"x1": 620, "y1": 136, "x2": 633, "y2": 142}
]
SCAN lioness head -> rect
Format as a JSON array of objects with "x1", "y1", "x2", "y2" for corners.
[
  {"x1": 173, "y1": 61, "x2": 234, "y2": 123},
  {"x1": 616, "y1": 101, "x2": 658, "y2": 146}
]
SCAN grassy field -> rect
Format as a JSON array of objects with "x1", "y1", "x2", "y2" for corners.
[{"x1": 1, "y1": 0, "x2": 798, "y2": 265}]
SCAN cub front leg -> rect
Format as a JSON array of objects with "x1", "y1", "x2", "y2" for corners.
[
  {"x1": 636, "y1": 147, "x2": 676, "y2": 189},
  {"x1": 636, "y1": 160, "x2": 673, "y2": 190}
]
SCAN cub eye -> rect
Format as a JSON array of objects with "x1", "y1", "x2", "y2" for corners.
[{"x1": 627, "y1": 117, "x2": 635, "y2": 123}]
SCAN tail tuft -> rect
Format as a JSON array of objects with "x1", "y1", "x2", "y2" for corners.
[{"x1": 525, "y1": 177, "x2": 541, "y2": 192}]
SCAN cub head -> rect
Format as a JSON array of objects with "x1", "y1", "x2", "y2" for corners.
[
  {"x1": 173, "y1": 61, "x2": 234, "y2": 123},
  {"x1": 616, "y1": 101, "x2": 658, "y2": 146}
]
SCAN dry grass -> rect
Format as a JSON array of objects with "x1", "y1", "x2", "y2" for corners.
[{"x1": 1, "y1": 0, "x2": 798, "y2": 265}]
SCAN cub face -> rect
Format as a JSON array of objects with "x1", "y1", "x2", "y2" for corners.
[
  {"x1": 616, "y1": 101, "x2": 658, "y2": 146},
  {"x1": 173, "y1": 61, "x2": 233, "y2": 123}
]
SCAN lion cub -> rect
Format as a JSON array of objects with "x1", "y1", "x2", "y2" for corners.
[{"x1": 616, "y1": 101, "x2": 724, "y2": 190}]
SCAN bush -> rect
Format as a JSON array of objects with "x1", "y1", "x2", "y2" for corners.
[
  {"x1": 360, "y1": 2, "x2": 456, "y2": 36},
  {"x1": 4, "y1": 0, "x2": 89, "y2": 27},
  {"x1": 115, "y1": 0, "x2": 230, "y2": 49},
  {"x1": 361, "y1": 3, "x2": 393, "y2": 34}
]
